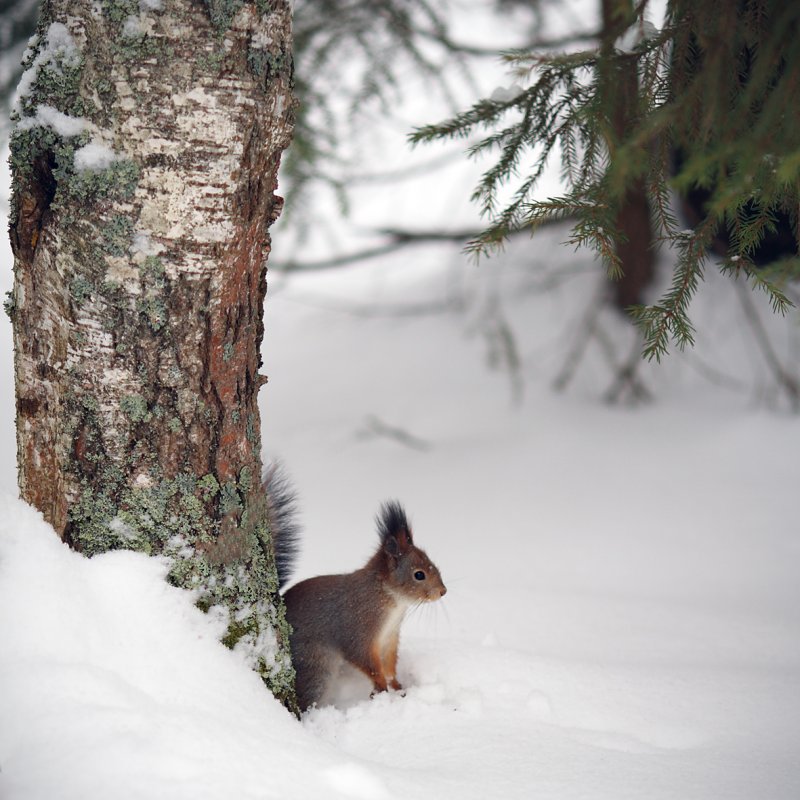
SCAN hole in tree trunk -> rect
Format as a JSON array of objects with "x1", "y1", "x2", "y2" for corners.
[{"x1": 11, "y1": 150, "x2": 58, "y2": 264}]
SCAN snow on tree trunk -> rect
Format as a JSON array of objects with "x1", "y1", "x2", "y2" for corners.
[{"x1": 7, "y1": 0, "x2": 296, "y2": 706}]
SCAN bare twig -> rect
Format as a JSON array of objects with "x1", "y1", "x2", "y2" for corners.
[
  {"x1": 553, "y1": 284, "x2": 607, "y2": 391},
  {"x1": 472, "y1": 295, "x2": 524, "y2": 405},
  {"x1": 415, "y1": 27, "x2": 601, "y2": 58},
  {"x1": 270, "y1": 286, "x2": 459, "y2": 318},
  {"x1": 271, "y1": 216, "x2": 575, "y2": 272},
  {"x1": 603, "y1": 332, "x2": 652, "y2": 405},
  {"x1": 356, "y1": 415, "x2": 432, "y2": 451},
  {"x1": 553, "y1": 284, "x2": 651, "y2": 402},
  {"x1": 681, "y1": 351, "x2": 751, "y2": 393},
  {"x1": 735, "y1": 277, "x2": 800, "y2": 410}
]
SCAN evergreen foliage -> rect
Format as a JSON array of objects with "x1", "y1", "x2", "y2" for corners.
[
  {"x1": 411, "y1": 0, "x2": 800, "y2": 360},
  {"x1": 284, "y1": 0, "x2": 465, "y2": 221},
  {"x1": 0, "y1": 0, "x2": 518, "y2": 231}
]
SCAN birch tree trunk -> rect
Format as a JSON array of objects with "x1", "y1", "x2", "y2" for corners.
[{"x1": 8, "y1": 0, "x2": 296, "y2": 706}]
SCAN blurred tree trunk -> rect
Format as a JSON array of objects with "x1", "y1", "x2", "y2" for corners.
[
  {"x1": 8, "y1": 0, "x2": 297, "y2": 707},
  {"x1": 601, "y1": 0, "x2": 655, "y2": 312}
]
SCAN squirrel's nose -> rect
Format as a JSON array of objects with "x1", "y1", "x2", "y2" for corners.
[{"x1": 439, "y1": 586, "x2": 447, "y2": 597}]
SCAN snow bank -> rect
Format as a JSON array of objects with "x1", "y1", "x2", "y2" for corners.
[
  {"x1": 2, "y1": 231, "x2": 799, "y2": 798},
  {"x1": 0, "y1": 498, "x2": 342, "y2": 800}
]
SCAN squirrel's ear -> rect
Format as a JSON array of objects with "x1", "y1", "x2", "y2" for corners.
[{"x1": 377, "y1": 501, "x2": 413, "y2": 557}]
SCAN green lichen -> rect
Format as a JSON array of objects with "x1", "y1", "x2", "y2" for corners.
[
  {"x1": 68, "y1": 486, "x2": 130, "y2": 555},
  {"x1": 245, "y1": 413, "x2": 260, "y2": 449},
  {"x1": 247, "y1": 46, "x2": 289, "y2": 84},
  {"x1": 9, "y1": 126, "x2": 70, "y2": 190},
  {"x1": 138, "y1": 296, "x2": 168, "y2": 332},
  {"x1": 8, "y1": 14, "x2": 139, "y2": 242},
  {"x1": 135, "y1": 256, "x2": 169, "y2": 332},
  {"x1": 55, "y1": 157, "x2": 140, "y2": 209},
  {"x1": 101, "y1": 214, "x2": 134, "y2": 256},
  {"x1": 238, "y1": 466, "x2": 253, "y2": 493},
  {"x1": 198, "y1": 473, "x2": 220, "y2": 498},
  {"x1": 222, "y1": 341, "x2": 234, "y2": 362},
  {"x1": 219, "y1": 481, "x2": 243, "y2": 515},
  {"x1": 202, "y1": 0, "x2": 244, "y2": 34},
  {"x1": 221, "y1": 615, "x2": 257, "y2": 650},
  {"x1": 70, "y1": 274, "x2": 94, "y2": 304},
  {"x1": 101, "y1": 279, "x2": 123, "y2": 295},
  {"x1": 142, "y1": 255, "x2": 165, "y2": 283},
  {"x1": 66, "y1": 463, "x2": 296, "y2": 707},
  {"x1": 114, "y1": 32, "x2": 161, "y2": 64},
  {"x1": 174, "y1": 472, "x2": 196, "y2": 494},
  {"x1": 4, "y1": 291, "x2": 16, "y2": 320},
  {"x1": 15, "y1": 28, "x2": 84, "y2": 120},
  {"x1": 100, "y1": 0, "x2": 140, "y2": 27},
  {"x1": 82, "y1": 395, "x2": 100, "y2": 414},
  {"x1": 197, "y1": 48, "x2": 226, "y2": 74},
  {"x1": 120, "y1": 393, "x2": 151, "y2": 423},
  {"x1": 195, "y1": 596, "x2": 214, "y2": 614}
]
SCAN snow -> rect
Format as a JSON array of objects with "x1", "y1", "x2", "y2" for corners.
[
  {"x1": 130, "y1": 230, "x2": 164, "y2": 257},
  {"x1": 0, "y1": 500, "x2": 341, "y2": 800},
  {"x1": 15, "y1": 104, "x2": 89, "y2": 137},
  {"x1": 489, "y1": 84, "x2": 525, "y2": 104},
  {"x1": 122, "y1": 15, "x2": 145, "y2": 39},
  {"x1": 1, "y1": 0, "x2": 800, "y2": 790},
  {"x1": 14, "y1": 22, "x2": 80, "y2": 105},
  {"x1": 73, "y1": 139, "x2": 119, "y2": 171},
  {"x1": 614, "y1": 19, "x2": 659, "y2": 53},
  {"x1": 1, "y1": 217, "x2": 800, "y2": 797}
]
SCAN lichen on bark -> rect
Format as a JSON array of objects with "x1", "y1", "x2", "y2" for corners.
[{"x1": 9, "y1": 0, "x2": 297, "y2": 709}]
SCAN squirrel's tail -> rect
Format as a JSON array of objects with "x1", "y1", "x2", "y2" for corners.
[{"x1": 264, "y1": 462, "x2": 300, "y2": 590}]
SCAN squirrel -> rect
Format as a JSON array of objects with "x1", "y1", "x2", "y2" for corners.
[{"x1": 264, "y1": 465, "x2": 447, "y2": 711}]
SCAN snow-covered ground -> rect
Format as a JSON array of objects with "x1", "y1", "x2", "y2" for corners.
[
  {"x1": 2, "y1": 210, "x2": 800, "y2": 798},
  {"x1": 1, "y1": 0, "x2": 799, "y2": 789}
]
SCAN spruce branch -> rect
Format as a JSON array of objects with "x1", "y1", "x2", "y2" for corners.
[{"x1": 413, "y1": 0, "x2": 800, "y2": 364}]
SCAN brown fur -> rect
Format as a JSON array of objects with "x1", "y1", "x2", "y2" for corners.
[{"x1": 282, "y1": 510, "x2": 445, "y2": 711}]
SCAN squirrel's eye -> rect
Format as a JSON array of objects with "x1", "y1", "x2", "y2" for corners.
[{"x1": 414, "y1": 570, "x2": 426, "y2": 581}]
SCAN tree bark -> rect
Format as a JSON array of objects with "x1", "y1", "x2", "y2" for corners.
[
  {"x1": 601, "y1": 0, "x2": 655, "y2": 311},
  {"x1": 8, "y1": 0, "x2": 296, "y2": 707}
]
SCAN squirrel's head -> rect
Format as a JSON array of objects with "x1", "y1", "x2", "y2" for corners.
[{"x1": 376, "y1": 502, "x2": 446, "y2": 602}]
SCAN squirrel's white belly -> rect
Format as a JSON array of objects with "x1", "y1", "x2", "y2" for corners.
[{"x1": 375, "y1": 594, "x2": 411, "y2": 665}]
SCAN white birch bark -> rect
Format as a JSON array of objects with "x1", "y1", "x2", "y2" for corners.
[{"x1": 9, "y1": 0, "x2": 297, "y2": 706}]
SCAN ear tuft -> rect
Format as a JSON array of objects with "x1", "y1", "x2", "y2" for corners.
[{"x1": 376, "y1": 501, "x2": 412, "y2": 553}]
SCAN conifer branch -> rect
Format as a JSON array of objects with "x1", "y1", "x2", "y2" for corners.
[{"x1": 412, "y1": 0, "x2": 800, "y2": 363}]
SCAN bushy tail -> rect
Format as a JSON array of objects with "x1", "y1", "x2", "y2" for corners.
[{"x1": 263, "y1": 463, "x2": 300, "y2": 590}]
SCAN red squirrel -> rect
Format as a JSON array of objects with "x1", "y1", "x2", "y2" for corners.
[{"x1": 265, "y1": 466, "x2": 446, "y2": 711}]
